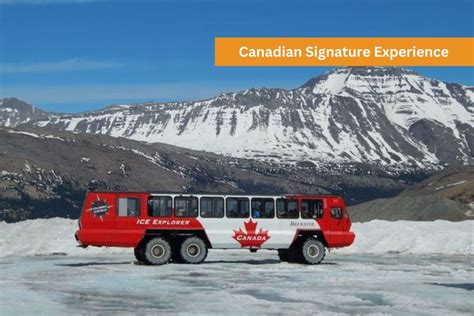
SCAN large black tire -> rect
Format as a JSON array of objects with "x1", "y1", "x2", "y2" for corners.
[
  {"x1": 301, "y1": 238, "x2": 326, "y2": 264},
  {"x1": 143, "y1": 237, "x2": 172, "y2": 265},
  {"x1": 134, "y1": 246, "x2": 147, "y2": 263},
  {"x1": 179, "y1": 236, "x2": 208, "y2": 264},
  {"x1": 278, "y1": 249, "x2": 289, "y2": 262}
]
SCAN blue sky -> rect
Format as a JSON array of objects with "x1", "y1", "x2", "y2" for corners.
[{"x1": 0, "y1": 0, "x2": 473, "y2": 113}]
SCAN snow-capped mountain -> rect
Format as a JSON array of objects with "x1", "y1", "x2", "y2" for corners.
[
  {"x1": 5, "y1": 67, "x2": 474, "y2": 170},
  {"x1": 0, "y1": 98, "x2": 48, "y2": 128}
]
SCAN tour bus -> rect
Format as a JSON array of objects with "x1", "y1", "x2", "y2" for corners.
[{"x1": 75, "y1": 192, "x2": 355, "y2": 265}]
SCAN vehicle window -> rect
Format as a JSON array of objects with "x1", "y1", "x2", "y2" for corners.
[
  {"x1": 200, "y1": 197, "x2": 224, "y2": 218},
  {"x1": 117, "y1": 197, "x2": 140, "y2": 217},
  {"x1": 301, "y1": 199, "x2": 323, "y2": 219},
  {"x1": 331, "y1": 207, "x2": 342, "y2": 219},
  {"x1": 175, "y1": 196, "x2": 198, "y2": 217},
  {"x1": 147, "y1": 196, "x2": 172, "y2": 217},
  {"x1": 251, "y1": 198, "x2": 274, "y2": 218},
  {"x1": 276, "y1": 198, "x2": 299, "y2": 218},
  {"x1": 226, "y1": 197, "x2": 249, "y2": 218}
]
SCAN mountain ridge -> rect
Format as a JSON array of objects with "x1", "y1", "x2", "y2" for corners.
[{"x1": 2, "y1": 67, "x2": 473, "y2": 173}]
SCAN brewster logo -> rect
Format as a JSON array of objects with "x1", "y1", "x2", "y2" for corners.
[
  {"x1": 86, "y1": 195, "x2": 112, "y2": 221},
  {"x1": 232, "y1": 219, "x2": 270, "y2": 248}
]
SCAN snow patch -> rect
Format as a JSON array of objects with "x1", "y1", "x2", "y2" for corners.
[
  {"x1": 434, "y1": 180, "x2": 467, "y2": 191},
  {"x1": 6, "y1": 129, "x2": 65, "y2": 141},
  {"x1": 1, "y1": 107, "x2": 16, "y2": 113},
  {"x1": 42, "y1": 134, "x2": 65, "y2": 141},
  {"x1": 1, "y1": 170, "x2": 19, "y2": 177},
  {"x1": 312, "y1": 69, "x2": 349, "y2": 94},
  {"x1": 6, "y1": 130, "x2": 40, "y2": 138},
  {"x1": 0, "y1": 218, "x2": 129, "y2": 257},
  {"x1": 336, "y1": 220, "x2": 473, "y2": 255}
]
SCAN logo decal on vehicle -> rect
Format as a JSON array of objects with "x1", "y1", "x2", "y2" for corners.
[
  {"x1": 86, "y1": 195, "x2": 112, "y2": 221},
  {"x1": 233, "y1": 219, "x2": 270, "y2": 248}
]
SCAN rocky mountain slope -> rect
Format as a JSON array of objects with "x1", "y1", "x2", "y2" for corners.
[
  {"x1": 348, "y1": 166, "x2": 474, "y2": 222},
  {"x1": 0, "y1": 98, "x2": 48, "y2": 127},
  {"x1": 11, "y1": 67, "x2": 472, "y2": 172},
  {"x1": 0, "y1": 126, "x2": 407, "y2": 222}
]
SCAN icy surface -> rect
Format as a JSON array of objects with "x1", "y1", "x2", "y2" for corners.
[
  {"x1": 0, "y1": 253, "x2": 472, "y2": 315},
  {"x1": 0, "y1": 218, "x2": 473, "y2": 314},
  {"x1": 0, "y1": 218, "x2": 472, "y2": 257}
]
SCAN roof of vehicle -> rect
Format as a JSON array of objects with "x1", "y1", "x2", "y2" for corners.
[{"x1": 87, "y1": 190, "x2": 342, "y2": 198}]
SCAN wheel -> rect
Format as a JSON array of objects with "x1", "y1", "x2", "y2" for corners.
[
  {"x1": 179, "y1": 236, "x2": 208, "y2": 264},
  {"x1": 143, "y1": 237, "x2": 172, "y2": 265},
  {"x1": 134, "y1": 246, "x2": 147, "y2": 263},
  {"x1": 278, "y1": 249, "x2": 289, "y2": 262},
  {"x1": 301, "y1": 238, "x2": 326, "y2": 264}
]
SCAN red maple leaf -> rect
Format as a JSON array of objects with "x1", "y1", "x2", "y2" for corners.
[{"x1": 232, "y1": 219, "x2": 270, "y2": 248}]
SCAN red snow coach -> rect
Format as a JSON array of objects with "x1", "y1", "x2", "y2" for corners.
[{"x1": 75, "y1": 192, "x2": 355, "y2": 265}]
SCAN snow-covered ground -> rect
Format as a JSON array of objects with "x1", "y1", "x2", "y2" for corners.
[
  {"x1": 0, "y1": 218, "x2": 472, "y2": 257},
  {"x1": 0, "y1": 219, "x2": 473, "y2": 314}
]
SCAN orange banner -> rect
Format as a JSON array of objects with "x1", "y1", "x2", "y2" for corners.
[{"x1": 215, "y1": 38, "x2": 474, "y2": 66}]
